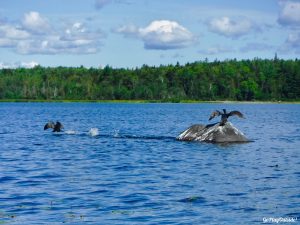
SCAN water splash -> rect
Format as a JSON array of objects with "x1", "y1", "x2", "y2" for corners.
[
  {"x1": 88, "y1": 128, "x2": 99, "y2": 137},
  {"x1": 65, "y1": 130, "x2": 76, "y2": 135},
  {"x1": 113, "y1": 129, "x2": 120, "y2": 137}
]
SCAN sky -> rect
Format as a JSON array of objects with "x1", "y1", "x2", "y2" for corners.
[{"x1": 0, "y1": 0, "x2": 299, "y2": 68}]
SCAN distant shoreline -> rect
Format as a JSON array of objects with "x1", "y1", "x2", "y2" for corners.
[{"x1": 1, "y1": 99, "x2": 299, "y2": 104}]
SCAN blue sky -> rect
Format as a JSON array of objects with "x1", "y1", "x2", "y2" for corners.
[{"x1": 0, "y1": 0, "x2": 299, "y2": 68}]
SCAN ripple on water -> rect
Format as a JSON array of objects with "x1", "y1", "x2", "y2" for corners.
[
  {"x1": 178, "y1": 196, "x2": 207, "y2": 204},
  {"x1": 284, "y1": 212, "x2": 300, "y2": 218},
  {"x1": 0, "y1": 176, "x2": 18, "y2": 183},
  {"x1": 0, "y1": 103, "x2": 299, "y2": 224},
  {"x1": 120, "y1": 193, "x2": 150, "y2": 205},
  {"x1": 226, "y1": 192, "x2": 247, "y2": 197},
  {"x1": 15, "y1": 180, "x2": 44, "y2": 187}
]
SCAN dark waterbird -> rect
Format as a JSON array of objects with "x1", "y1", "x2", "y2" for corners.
[
  {"x1": 44, "y1": 121, "x2": 64, "y2": 132},
  {"x1": 209, "y1": 109, "x2": 244, "y2": 125}
]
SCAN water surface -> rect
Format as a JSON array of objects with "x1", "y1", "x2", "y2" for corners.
[{"x1": 0, "y1": 103, "x2": 299, "y2": 224}]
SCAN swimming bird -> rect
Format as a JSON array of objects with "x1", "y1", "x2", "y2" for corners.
[
  {"x1": 44, "y1": 121, "x2": 64, "y2": 132},
  {"x1": 209, "y1": 109, "x2": 244, "y2": 125}
]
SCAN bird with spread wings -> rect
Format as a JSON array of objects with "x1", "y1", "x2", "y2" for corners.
[
  {"x1": 44, "y1": 121, "x2": 64, "y2": 132},
  {"x1": 209, "y1": 109, "x2": 244, "y2": 125}
]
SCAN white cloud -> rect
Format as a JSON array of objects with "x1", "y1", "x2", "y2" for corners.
[
  {"x1": 0, "y1": 24, "x2": 30, "y2": 39},
  {"x1": 0, "y1": 61, "x2": 39, "y2": 69},
  {"x1": 208, "y1": 16, "x2": 257, "y2": 38},
  {"x1": 279, "y1": 32, "x2": 300, "y2": 54},
  {"x1": 21, "y1": 61, "x2": 39, "y2": 68},
  {"x1": 0, "y1": 12, "x2": 105, "y2": 55},
  {"x1": 16, "y1": 33, "x2": 102, "y2": 55},
  {"x1": 62, "y1": 22, "x2": 103, "y2": 43},
  {"x1": 0, "y1": 38, "x2": 15, "y2": 47},
  {"x1": 140, "y1": 20, "x2": 196, "y2": 49},
  {"x1": 278, "y1": 1, "x2": 300, "y2": 26},
  {"x1": 66, "y1": 22, "x2": 86, "y2": 35},
  {"x1": 0, "y1": 24, "x2": 30, "y2": 48},
  {"x1": 114, "y1": 24, "x2": 139, "y2": 37},
  {"x1": 287, "y1": 33, "x2": 300, "y2": 45},
  {"x1": 116, "y1": 20, "x2": 196, "y2": 50},
  {"x1": 22, "y1": 11, "x2": 50, "y2": 34}
]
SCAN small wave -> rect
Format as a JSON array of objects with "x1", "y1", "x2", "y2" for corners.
[
  {"x1": 49, "y1": 129, "x2": 175, "y2": 142},
  {"x1": 179, "y1": 196, "x2": 206, "y2": 204},
  {"x1": 233, "y1": 207, "x2": 257, "y2": 212},
  {"x1": 88, "y1": 128, "x2": 99, "y2": 137},
  {"x1": 65, "y1": 130, "x2": 76, "y2": 135},
  {"x1": 113, "y1": 134, "x2": 175, "y2": 141},
  {"x1": 0, "y1": 176, "x2": 17, "y2": 183},
  {"x1": 0, "y1": 131, "x2": 15, "y2": 135},
  {"x1": 227, "y1": 192, "x2": 247, "y2": 197},
  {"x1": 96, "y1": 133, "x2": 175, "y2": 142},
  {"x1": 285, "y1": 212, "x2": 300, "y2": 218},
  {"x1": 33, "y1": 143, "x2": 43, "y2": 146}
]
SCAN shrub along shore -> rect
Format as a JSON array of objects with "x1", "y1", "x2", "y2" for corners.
[{"x1": 0, "y1": 99, "x2": 299, "y2": 103}]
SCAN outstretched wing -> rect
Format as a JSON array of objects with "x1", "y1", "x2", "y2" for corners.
[
  {"x1": 44, "y1": 121, "x2": 55, "y2": 130},
  {"x1": 228, "y1": 110, "x2": 244, "y2": 118},
  {"x1": 53, "y1": 122, "x2": 63, "y2": 132},
  {"x1": 209, "y1": 110, "x2": 222, "y2": 120}
]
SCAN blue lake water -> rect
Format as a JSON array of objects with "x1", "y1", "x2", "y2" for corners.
[{"x1": 0, "y1": 103, "x2": 299, "y2": 224}]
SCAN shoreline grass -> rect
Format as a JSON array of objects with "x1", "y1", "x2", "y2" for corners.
[{"x1": 0, "y1": 99, "x2": 299, "y2": 104}]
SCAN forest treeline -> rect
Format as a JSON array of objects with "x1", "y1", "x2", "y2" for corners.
[{"x1": 0, "y1": 58, "x2": 299, "y2": 101}]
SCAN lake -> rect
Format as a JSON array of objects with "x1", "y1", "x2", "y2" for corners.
[{"x1": 0, "y1": 103, "x2": 299, "y2": 224}]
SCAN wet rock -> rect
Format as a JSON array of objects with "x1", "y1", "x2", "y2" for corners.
[{"x1": 177, "y1": 122, "x2": 249, "y2": 143}]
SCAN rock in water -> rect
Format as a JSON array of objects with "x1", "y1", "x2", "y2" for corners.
[{"x1": 177, "y1": 122, "x2": 249, "y2": 143}]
